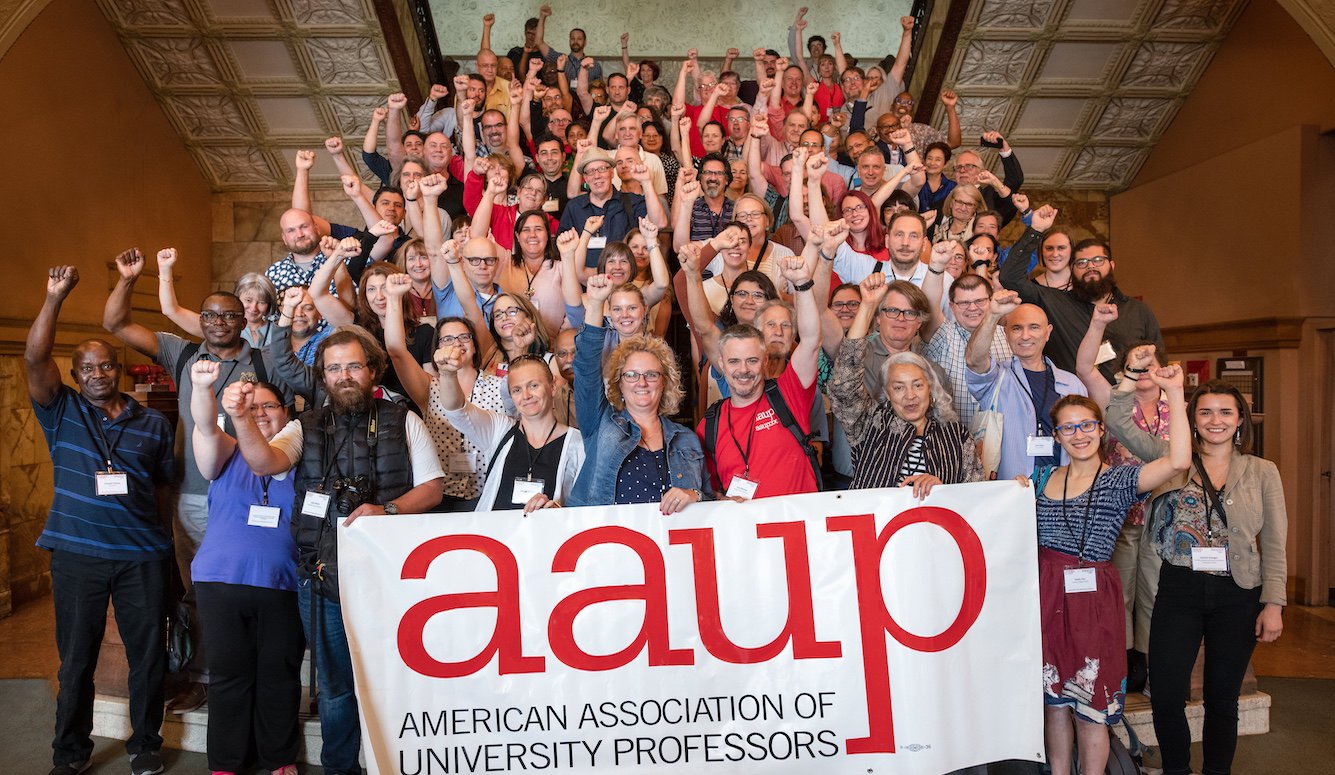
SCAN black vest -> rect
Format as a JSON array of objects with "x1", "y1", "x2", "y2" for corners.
[{"x1": 291, "y1": 398, "x2": 414, "y2": 601}]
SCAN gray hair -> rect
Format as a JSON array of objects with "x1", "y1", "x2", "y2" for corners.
[
  {"x1": 234, "y1": 272, "x2": 278, "y2": 314},
  {"x1": 882, "y1": 351, "x2": 958, "y2": 424},
  {"x1": 753, "y1": 298, "x2": 794, "y2": 324}
]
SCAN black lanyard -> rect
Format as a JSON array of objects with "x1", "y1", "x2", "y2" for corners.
[
  {"x1": 751, "y1": 238, "x2": 769, "y2": 272},
  {"x1": 1059, "y1": 461, "x2": 1102, "y2": 564},
  {"x1": 519, "y1": 419, "x2": 558, "y2": 478},
  {"x1": 1011, "y1": 360, "x2": 1053, "y2": 434},
  {"x1": 80, "y1": 400, "x2": 128, "y2": 471},
  {"x1": 1193, "y1": 453, "x2": 1230, "y2": 538},
  {"x1": 259, "y1": 476, "x2": 273, "y2": 506},
  {"x1": 726, "y1": 400, "x2": 758, "y2": 478}
]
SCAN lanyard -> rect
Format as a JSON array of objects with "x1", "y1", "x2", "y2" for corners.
[
  {"x1": 259, "y1": 476, "x2": 273, "y2": 506},
  {"x1": 1192, "y1": 453, "x2": 1230, "y2": 538},
  {"x1": 80, "y1": 400, "x2": 128, "y2": 471},
  {"x1": 1011, "y1": 359, "x2": 1053, "y2": 434},
  {"x1": 726, "y1": 400, "x2": 759, "y2": 478},
  {"x1": 519, "y1": 419, "x2": 558, "y2": 478},
  {"x1": 751, "y1": 238, "x2": 770, "y2": 273},
  {"x1": 1059, "y1": 461, "x2": 1102, "y2": 565}
]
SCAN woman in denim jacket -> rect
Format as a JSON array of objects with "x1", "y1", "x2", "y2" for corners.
[
  {"x1": 567, "y1": 273, "x2": 708, "y2": 511},
  {"x1": 1106, "y1": 374, "x2": 1286, "y2": 775}
]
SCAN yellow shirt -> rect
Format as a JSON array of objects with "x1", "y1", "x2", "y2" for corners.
[{"x1": 483, "y1": 79, "x2": 511, "y2": 119}]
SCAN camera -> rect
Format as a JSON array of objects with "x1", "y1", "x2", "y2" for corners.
[{"x1": 331, "y1": 476, "x2": 371, "y2": 516}]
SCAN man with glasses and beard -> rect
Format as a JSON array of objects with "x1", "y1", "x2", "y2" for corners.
[
  {"x1": 999, "y1": 206, "x2": 1165, "y2": 383},
  {"x1": 223, "y1": 326, "x2": 443, "y2": 775},
  {"x1": 103, "y1": 248, "x2": 291, "y2": 716}
]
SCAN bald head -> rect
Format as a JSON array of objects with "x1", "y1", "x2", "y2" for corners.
[
  {"x1": 70, "y1": 339, "x2": 122, "y2": 403},
  {"x1": 279, "y1": 208, "x2": 319, "y2": 257},
  {"x1": 1003, "y1": 303, "x2": 1053, "y2": 366}
]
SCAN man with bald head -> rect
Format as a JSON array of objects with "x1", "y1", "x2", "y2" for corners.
[
  {"x1": 29, "y1": 266, "x2": 176, "y2": 775},
  {"x1": 265, "y1": 208, "x2": 331, "y2": 295},
  {"x1": 965, "y1": 288, "x2": 1087, "y2": 481}
]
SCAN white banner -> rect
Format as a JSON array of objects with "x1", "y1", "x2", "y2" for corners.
[{"x1": 340, "y1": 482, "x2": 1044, "y2": 775}]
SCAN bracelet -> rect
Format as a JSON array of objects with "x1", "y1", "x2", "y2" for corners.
[
  {"x1": 405, "y1": 196, "x2": 418, "y2": 201},
  {"x1": 793, "y1": 279, "x2": 815, "y2": 292},
  {"x1": 819, "y1": 251, "x2": 835, "y2": 261},
  {"x1": 927, "y1": 266, "x2": 944, "y2": 275},
  {"x1": 1124, "y1": 367, "x2": 1149, "y2": 375},
  {"x1": 648, "y1": 243, "x2": 660, "y2": 250},
  {"x1": 901, "y1": 146, "x2": 917, "y2": 155}
]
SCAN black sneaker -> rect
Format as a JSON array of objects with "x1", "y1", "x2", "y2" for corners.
[
  {"x1": 131, "y1": 752, "x2": 165, "y2": 775},
  {"x1": 48, "y1": 762, "x2": 90, "y2": 775}
]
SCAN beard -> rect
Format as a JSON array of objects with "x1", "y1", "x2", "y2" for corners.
[
  {"x1": 328, "y1": 379, "x2": 372, "y2": 415},
  {"x1": 1071, "y1": 269, "x2": 1117, "y2": 303}
]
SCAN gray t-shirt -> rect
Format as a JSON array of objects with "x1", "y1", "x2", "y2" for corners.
[{"x1": 155, "y1": 332, "x2": 290, "y2": 495}]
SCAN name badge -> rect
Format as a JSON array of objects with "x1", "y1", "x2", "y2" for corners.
[
  {"x1": 302, "y1": 491, "x2": 331, "y2": 518},
  {"x1": 726, "y1": 476, "x2": 758, "y2": 500},
  {"x1": 1191, "y1": 546, "x2": 1229, "y2": 572},
  {"x1": 1027, "y1": 434, "x2": 1054, "y2": 456},
  {"x1": 1096, "y1": 340, "x2": 1117, "y2": 365},
  {"x1": 1064, "y1": 567, "x2": 1097, "y2": 594},
  {"x1": 587, "y1": 236, "x2": 607, "y2": 249},
  {"x1": 542, "y1": 197, "x2": 559, "y2": 212},
  {"x1": 95, "y1": 471, "x2": 129, "y2": 496},
  {"x1": 512, "y1": 477, "x2": 545, "y2": 505},
  {"x1": 448, "y1": 453, "x2": 476, "y2": 473},
  {"x1": 247, "y1": 504, "x2": 282, "y2": 528}
]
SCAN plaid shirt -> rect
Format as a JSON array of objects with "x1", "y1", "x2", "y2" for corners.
[{"x1": 923, "y1": 320, "x2": 1013, "y2": 428}]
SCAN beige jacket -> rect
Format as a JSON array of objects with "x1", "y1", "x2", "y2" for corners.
[{"x1": 1106, "y1": 389, "x2": 1288, "y2": 605}]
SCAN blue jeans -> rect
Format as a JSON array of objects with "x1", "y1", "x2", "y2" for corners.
[
  {"x1": 298, "y1": 580, "x2": 361, "y2": 774},
  {"x1": 51, "y1": 551, "x2": 168, "y2": 766}
]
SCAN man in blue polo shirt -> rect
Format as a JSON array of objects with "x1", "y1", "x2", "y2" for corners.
[{"x1": 28, "y1": 266, "x2": 175, "y2": 775}]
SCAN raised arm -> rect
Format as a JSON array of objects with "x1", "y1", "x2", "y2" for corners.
[
  {"x1": 828, "y1": 337, "x2": 879, "y2": 449},
  {"x1": 779, "y1": 255, "x2": 821, "y2": 387},
  {"x1": 919, "y1": 241, "x2": 954, "y2": 343},
  {"x1": 556, "y1": 229, "x2": 586, "y2": 307},
  {"x1": 103, "y1": 249, "x2": 161, "y2": 359},
  {"x1": 363, "y1": 105, "x2": 387, "y2": 154},
  {"x1": 792, "y1": 9, "x2": 812, "y2": 82},
  {"x1": 1133, "y1": 365, "x2": 1190, "y2": 493},
  {"x1": 831, "y1": 31, "x2": 847, "y2": 75},
  {"x1": 470, "y1": 171, "x2": 505, "y2": 240},
  {"x1": 479, "y1": 13, "x2": 494, "y2": 54},
  {"x1": 458, "y1": 97, "x2": 478, "y2": 170},
  {"x1": 153, "y1": 249, "x2": 203, "y2": 338},
  {"x1": 671, "y1": 165, "x2": 699, "y2": 251},
  {"x1": 576, "y1": 57, "x2": 595, "y2": 114},
  {"x1": 696, "y1": 83, "x2": 722, "y2": 132},
  {"x1": 534, "y1": 5, "x2": 553, "y2": 57},
  {"x1": 787, "y1": 146, "x2": 813, "y2": 237},
  {"x1": 573, "y1": 214, "x2": 605, "y2": 285},
  {"x1": 638, "y1": 216, "x2": 670, "y2": 307},
  {"x1": 846, "y1": 271, "x2": 889, "y2": 340},
  {"x1": 745, "y1": 112, "x2": 769, "y2": 195},
  {"x1": 220, "y1": 381, "x2": 292, "y2": 476},
  {"x1": 324, "y1": 137, "x2": 374, "y2": 202},
  {"x1": 386, "y1": 92, "x2": 409, "y2": 167},
  {"x1": 620, "y1": 32, "x2": 632, "y2": 74},
  {"x1": 382, "y1": 273, "x2": 433, "y2": 410},
  {"x1": 887, "y1": 16, "x2": 915, "y2": 86},
  {"x1": 966, "y1": 289, "x2": 1018, "y2": 374},
  {"x1": 1076, "y1": 303, "x2": 1118, "y2": 409},
  {"x1": 632, "y1": 162, "x2": 668, "y2": 229},
  {"x1": 188, "y1": 361, "x2": 234, "y2": 481},
  {"x1": 672, "y1": 106, "x2": 693, "y2": 168},
  {"x1": 805, "y1": 151, "x2": 830, "y2": 232},
  {"x1": 26, "y1": 266, "x2": 79, "y2": 405},
  {"x1": 672, "y1": 56, "x2": 695, "y2": 112},
  {"x1": 583, "y1": 272, "x2": 615, "y2": 328},
  {"x1": 678, "y1": 241, "x2": 724, "y2": 367},
  {"x1": 291, "y1": 150, "x2": 331, "y2": 236},
  {"x1": 308, "y1": 237, "x2": 356, "y2": 327},
  {"x1": 940, "y1": 89, "x2": 962, "y2": 149}
]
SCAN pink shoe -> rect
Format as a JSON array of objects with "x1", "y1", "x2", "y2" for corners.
[{"x1": 271, "y1": 766, "x2": 298, "y2": 775}]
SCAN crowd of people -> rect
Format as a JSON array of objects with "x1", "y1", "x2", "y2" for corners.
[{"x1": 30, "y1": 6, "x2": 1287, "y2": 775}]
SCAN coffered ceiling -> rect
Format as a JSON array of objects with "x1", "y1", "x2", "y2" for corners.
[
  {"x1": 94, "y1": 0, "x2": 404, "y2": 192},
  {"x1": 930, "y1": 0, "x2": 1247, "y2": 191}
]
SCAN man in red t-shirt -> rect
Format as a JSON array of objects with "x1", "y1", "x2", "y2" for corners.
[{"x1": 695, "y1": 256, "x2": 822, "y2": 499}]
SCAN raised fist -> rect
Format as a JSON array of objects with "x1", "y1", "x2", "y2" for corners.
[
  {"x1": 387, "y1": 93, "x2": 408, "y2": 110},
  {"x1": 156, "y1": 248, "x2": 177, "y2": 271},
  {"x1": 429, "y1": 83, "x2": 449, "y2": 100},
  {"x1": 294, "y1": 150, "x2": 316, "y2": 170},
  {"x1": 46, "y1": 265, "x2": 79, "y2": 298},
  {"x1": 324, "y1": 136, "x2": 344, "y2": 155}
]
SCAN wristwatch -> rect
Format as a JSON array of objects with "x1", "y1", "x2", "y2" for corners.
[{"x1": 384, "y1": 501, "x2": 399, "y2": 515}]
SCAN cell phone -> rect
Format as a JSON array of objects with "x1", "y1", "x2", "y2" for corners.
[{"x1": 980, "y1": 134, "x2": 1003, "y2": 149}]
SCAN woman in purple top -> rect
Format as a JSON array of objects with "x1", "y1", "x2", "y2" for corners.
[
  {"x1": 189, "y1": 361, "x2": 302, "y2": 775},
  {"x1": 1031, "y1": 371, "x2": 1189, "y2": 775}
]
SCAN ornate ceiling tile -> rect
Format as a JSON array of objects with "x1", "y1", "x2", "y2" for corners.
[
  {"x1": 1153, "y1": 0, "x2": 1234, "y2": 30},
  {"x1": 131, "y1": 37, "x2": 224, "y2": 87},
  {"x1": 957, "y1": 41, "x2": 1036, "y2": 87},
  {"x1": 106, "y1": 0, "x2": 193, "y2": 27},
  {"x1": 326, "y1": 94, "x2": 389, "y2": 138},
  {"x1": 1091, "y1": 97, "x2": 1176, "y2": 139},
  {"x1": 166, "y1": 95, "x2": 252, "y2": 139},
  {"x1": 198, "y1": 146, "x2": 278, "y2": 186},
  {"x1": 1122, "y1": 42, "x2": 1208, "y2": 89},
  {"x1": 1067, "y1": 146, "x2": 1145, "y2": 184},
  {"x1": 976, "y1": 0, "x2": 1057, "y2": 28},
  {"x1": 955, "y1": 97, "x2": 1013, "y2": 136},
  {"x1": 290, "y1": 0, "x2": 365, "y2": 25},
  {"x1": 304, "y1": 37, "x2": 387, "y2": 84}
]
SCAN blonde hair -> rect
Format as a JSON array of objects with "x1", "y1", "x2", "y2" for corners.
[{"x1": 603, "y1": 334, "x2": 683, "y2": 416}]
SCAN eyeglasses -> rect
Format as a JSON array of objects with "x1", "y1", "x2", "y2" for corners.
[
  {"x1": 439, "y1": 333, "x2": 473, "y2": 345},
  {"x1": 583, "y1": 165, "x2": 612, "y2": 176},
  {"x1": 831, "y1": 300, "x2": 862, "y2": 311},
  {"x1": 481, "y1": 123, "x2": 505, "y2": 131},
  {"x1": 841, "y1": 75, "x2": 863, "y2": 84},
  {"x1": 735, "y1": 211, "x2": 765, "y2": 222},
  {"x1": 699, "y1": 170, "x2": 726, "y2": 178},
  {"x1": 554, "y1": 348, "x2": 576, "y2": 358},
  {"x1": 465, "y1": 255, "x2": 499, "y2": 266},
  {"x1": 731, "y1": 290, "x2": 768, "y2": 301},
  {"x1": 878, "y1": 307, "x2": 921, "y2": 320},
  {"x1": 956, "y1": 163, "x2": 980, "y2": 172},
  {"x1": 200, "y1": 311, "x2": 245, "y2": 323},
  {"x1": 842, "y1": 203, "x2": 868, "y2": 216},
  {"x1": 620, "y1": 370, "x2": 663, "y2": 383},
  {"x1": 323, "y1": 363, "x2": 367, "y2": 376},
  {"x1": 1055, "y1": 419, "x2": 1100, "y2": 436},
  {"x1": 492, "y1": 307, "x2": 526, "y2": 321},
  {"x1": 952, "y1": 299, "x2": 988, "y2": 309},
  {"x1": 954, "y1": 200, "x2": 978, "y2": 209},
  {"x1": 253, "y1": 402, "x2": 284, "y2": 412},
  {"x1": 798, "y1": 140, "x2": 823, "y2": 148},
  {"x1": 1073, "y1": 256, "x2": 1109, "y2": 269},
  {"x1": 893, "y1": 97, "x2": 916, "y2": 106}
]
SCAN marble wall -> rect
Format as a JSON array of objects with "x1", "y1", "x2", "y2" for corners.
[{"x1": 211, "y1": 190, "x2": 363, "y2": 292}]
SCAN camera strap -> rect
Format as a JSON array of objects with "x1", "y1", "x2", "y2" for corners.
[{"x1": 318, "y1": 402, "x2": 381, "y2": 505}]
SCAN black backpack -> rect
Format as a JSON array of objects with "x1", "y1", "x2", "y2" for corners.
[{"x1": 702, "y1": 378, "x2": 822, "y2": 488}]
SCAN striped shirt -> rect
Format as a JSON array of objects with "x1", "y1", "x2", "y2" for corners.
[{"x1": 33, "y1": 387, "x2": 175, "y2": 561}]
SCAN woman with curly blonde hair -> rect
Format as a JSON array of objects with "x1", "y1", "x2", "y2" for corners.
[{"x1": 566, "y1": 273, "x2": 707, "y2": 512}]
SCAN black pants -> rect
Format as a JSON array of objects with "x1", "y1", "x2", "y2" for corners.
[
  {"x1": 50, "y1": 550, "x2": 168, "y2": 766},
  {"x1": 195, "y1": 582, "x2": 305, "y2": 771},
  {"x1": 1148, "y1": 561, "x2": 1263, "y2": 775}
]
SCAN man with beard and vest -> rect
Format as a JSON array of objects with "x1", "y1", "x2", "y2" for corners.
[
  {"x1": 999, "y1": 205, "x2": 1164, "y2": 383},
  {"x1": 222, "y1": 326, "x2": 443, "y2": 775}
]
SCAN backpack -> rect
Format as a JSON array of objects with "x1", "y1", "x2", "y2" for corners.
[{"x1": 702, "y1": 379, "x2": 822, "y2": 488}]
